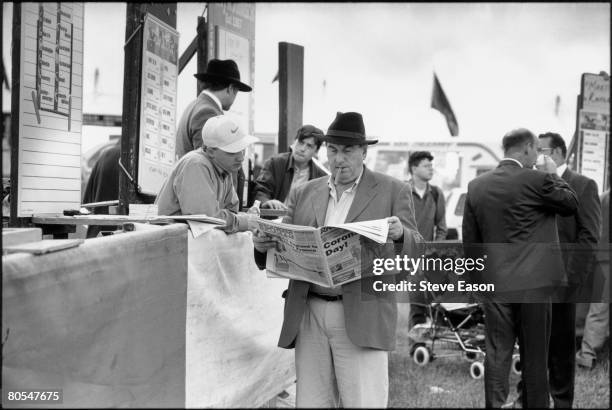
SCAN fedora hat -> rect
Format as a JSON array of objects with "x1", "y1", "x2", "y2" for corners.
[
  {"x1": 193, "y1": 59, "x2": 252, "y2": 92},
  {"x1": 319, "y1": 112, "x2": 378, "y2": 145}
]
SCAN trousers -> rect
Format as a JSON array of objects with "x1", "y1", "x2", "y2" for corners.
[
  {"x1": 295, "y1": 297, "x2": 389, "y2": 408},
  {"x1": 483, "y1": 302, "x2": 551, "y2": 408}
]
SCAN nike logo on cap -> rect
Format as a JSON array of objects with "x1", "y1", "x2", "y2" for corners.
[{"x1": 231, "y1": 126, "x2": 239, "y2": 133}]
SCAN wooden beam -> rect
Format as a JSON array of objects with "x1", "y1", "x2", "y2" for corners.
[
  {"x1": 119, "y1": 3, "x2": 145, "y2": 214},
  {"x1": 118, "y1": 3, "x2": 177, "y2": 214},
  {"x1": 9, "y1": 4, "x2": 22, "y2": 227},
  {"x1": 196, "y1": 16, "x2": 207, "y2": 96},
  {"x1": 278, "y1": 42, "x2": 304, "y2": 154},
  {"x1": 178, "y1": 35, "x2": 198, "y2": 75}
]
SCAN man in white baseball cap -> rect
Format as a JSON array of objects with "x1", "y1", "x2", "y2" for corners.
[{"x1": 156, "y1": 115, "x2": 258, "y2": 233}]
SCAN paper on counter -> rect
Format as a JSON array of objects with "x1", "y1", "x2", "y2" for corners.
[{"x1": 187, "y1": 221, "x2": 223, "y2": 238}]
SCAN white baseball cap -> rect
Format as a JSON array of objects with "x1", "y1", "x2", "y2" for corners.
[{"x1": 202, "y1": 115, "x2": 258, "y2": 153}]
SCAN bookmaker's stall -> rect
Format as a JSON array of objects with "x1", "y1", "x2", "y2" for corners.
[{"x1": 3, "y1": 3, "x2": 294, "y2": 408}]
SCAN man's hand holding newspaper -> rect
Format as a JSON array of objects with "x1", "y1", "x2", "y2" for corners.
[{"x1": 386, "y1": 216, "x2": 404, "y2": 241}]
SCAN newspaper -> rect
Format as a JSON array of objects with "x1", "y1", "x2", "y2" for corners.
[{"x1": 254, "y1": 218, "x2": 389, "y2": 287}]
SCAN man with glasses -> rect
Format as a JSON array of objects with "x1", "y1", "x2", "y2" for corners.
[{"x1": 253, "y1": 125, "x2": 328, "y2": 211}]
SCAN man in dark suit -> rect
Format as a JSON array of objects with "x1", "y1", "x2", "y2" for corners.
[
  {"x1": 507, "y1": 132, "x2": 601, "y2": 408},
  {"x1": 576, "y1": 190, "x2": 609, "y2": 368},
  {"x1": 253, "y1": 125, "x2": 328, "y2": 210},
  {"x1": 175, "y1": 59, "x2": 252, "y2": 159},
  {"x1": 538, "y1": 132, "x2": 600, "y2": 407},
  {"x1": 253, "y1": 112, "x2": 422, "y2": 407},
  {"x1": 462, "y1": 128, "x2": 578, "y2": 408}
]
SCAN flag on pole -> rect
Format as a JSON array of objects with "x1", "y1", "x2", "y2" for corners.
[{"x1": 431, "y1": 72, "x2": 459, "y2": 136}]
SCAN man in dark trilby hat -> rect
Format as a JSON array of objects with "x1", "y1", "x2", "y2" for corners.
[
  {"x1": 253, "y1": 112, "x2": 422, "y2": 407},
  {"x1": 175, "y1": 59, "x2": 252, "y2": 159}
]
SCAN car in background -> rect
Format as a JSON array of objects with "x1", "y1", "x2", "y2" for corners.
[{"x1": 445, "y1": 187, "x2": 467, "y2": 240}]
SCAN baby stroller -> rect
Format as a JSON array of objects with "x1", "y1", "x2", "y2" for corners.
[{"x1": 409, "y1": 302, "x2": 522, "y2": 379}]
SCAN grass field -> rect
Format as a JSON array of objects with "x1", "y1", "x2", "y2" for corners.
[{"x1": 389, "y1": 306, "x2": 610, "y2": 408}]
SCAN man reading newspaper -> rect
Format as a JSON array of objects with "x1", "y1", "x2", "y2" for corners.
[{"x1": 253, "y1": 112, "x2": 421, "y2": 408}]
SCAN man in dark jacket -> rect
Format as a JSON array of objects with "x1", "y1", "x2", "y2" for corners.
[
  {"x1": 252, "y1": 112, "x2": 422, "y2": 407},
  {"x1": 538, "y1": 132, "x2": 600, "y2": 407},
  {"x1": 406, "y1": 150, "x2": 447, "y2": 334},
  {"x1": 175, "y1": 59, "x2": 252, "y2": 159},
  {"x1": 82, "y1": 140, "x2": 120, "y2": 238},
  {"x1": 253, "y1": 125, "x2": 328, "y2": 210},
  {"x1": 576, "y1": 190, "x2": 609, "y2": 369},
  {"x1": 507, "y1": 132, "x2": 601, "y2": 408},
  {"x1": 462, "y1": 128, "x2": 578, "y2": 408}
]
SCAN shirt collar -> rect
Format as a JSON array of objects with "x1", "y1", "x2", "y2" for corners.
[
  {"x1": 287, "y1": 149, "x2": 311, "y2": 173},
  {"x1": 408, "y1": 179, "x2": 430, "y2": 193},
  {"x1": 501, "y1": 157, "x2": 523, "y2": 168},
  {"x1": 327, "y1": 166, "x2": 364, "y2": 196},
  {"x1": 201, "y1": 90, "x2": 223, "y2": 111},
  {"x1": 556, "y1": 163, "x2": 567, "y2": 177},
  {"x1": 287, "y1": 150, "x2": 296, "y2": 171}
]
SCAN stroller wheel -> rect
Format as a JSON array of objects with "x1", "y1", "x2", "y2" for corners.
[
  {"x1": 512, "y1": 355, "x2": 521, "y2": 375},
  {"x1": 413, "y1": 345, "x2": 431, "y2": 366},
  {"x1": 470, "y1": 361, "x2": 484, "y2": 379}
]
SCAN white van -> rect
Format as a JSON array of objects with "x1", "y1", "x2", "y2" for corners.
[
  {"x1": 363, "y1": 140, "x2": 500, "y2": 191},
  {"x1": 364, "y1": 141, "x2": 500, "y2": 240}
]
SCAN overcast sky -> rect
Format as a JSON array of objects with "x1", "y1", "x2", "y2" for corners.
[{"x1": 3, "y1": 2, "x2": 610, "y2": 154}]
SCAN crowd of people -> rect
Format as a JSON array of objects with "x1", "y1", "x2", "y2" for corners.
[{"x1": 83, "y1": 58, "x2": 609, "y2": 407}]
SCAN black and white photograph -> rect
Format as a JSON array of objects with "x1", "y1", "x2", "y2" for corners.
[{"x1": 2, "y1": 2, "x2": 610, "y2": 408}]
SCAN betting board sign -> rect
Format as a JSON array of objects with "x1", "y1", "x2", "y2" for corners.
[
  {"x1": 207, "y1": 3, "x2": 255, "y2": 134},
  {"x1": 137, "y1": 13, "x2": 179, "y2": 195},
  {"x1": 16, "y1": 3, "x2": 84, "y2": 216},
  {"x1": 578, "y1": 73, "x2": 610, "y2": 193}
]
